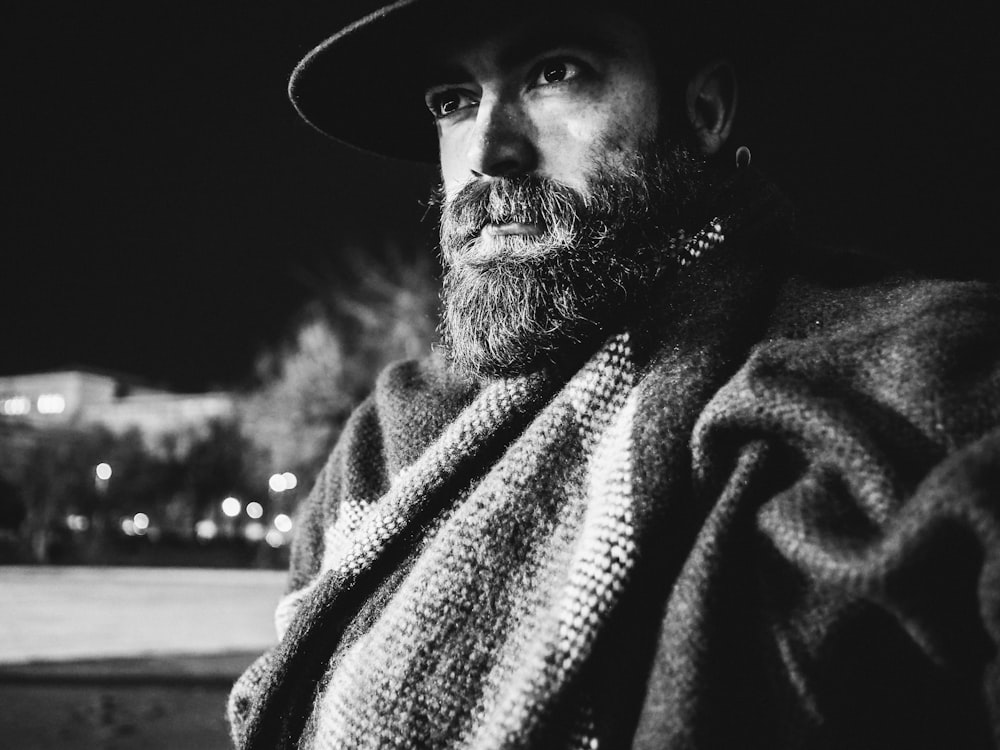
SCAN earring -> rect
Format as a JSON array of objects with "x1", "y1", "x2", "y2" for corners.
[{"x1": 735, "y1": 146, "x2": 752, "y2": 169}]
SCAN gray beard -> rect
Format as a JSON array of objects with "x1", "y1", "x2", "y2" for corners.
[{"x1": 437, "y1": 139, "x2": 706, "y2": 379}]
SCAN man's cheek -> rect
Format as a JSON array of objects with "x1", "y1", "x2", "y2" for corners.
[{"x1": 439, "y1": 145, "x2": 471, "y2": 199}]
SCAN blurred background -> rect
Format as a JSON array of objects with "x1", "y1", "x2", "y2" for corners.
[{"x1": 1, "y1": 1, "x2": 997, "y2": 748}]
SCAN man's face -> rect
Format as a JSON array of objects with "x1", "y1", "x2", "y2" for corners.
[
  {"x1": 427, "y1": 8, "x2": 660, "y2": 200},
  {"x1": 425, "y1": 7, "x2": 706, "y2": 378}
]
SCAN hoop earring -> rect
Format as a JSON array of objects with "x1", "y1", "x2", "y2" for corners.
[{"x1": 735, "y1": 146, "x2": 752, "y2": 169}]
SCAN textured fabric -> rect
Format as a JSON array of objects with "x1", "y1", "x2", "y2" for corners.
[{"x1": 229, "y1": 242, "x2": 1000, "y2": 748}]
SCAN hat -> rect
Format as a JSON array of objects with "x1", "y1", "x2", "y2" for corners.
[{"x1": 288, "y1": 0, "x2": 789, "y2": 163}]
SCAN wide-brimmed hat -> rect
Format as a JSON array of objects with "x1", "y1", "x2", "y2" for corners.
[
  {"x1": 288, "y1": 0, "x2": 797, "y2": 163},
  {"x1": 287, "y1": 0, "x2": 998, "y2": 277}
]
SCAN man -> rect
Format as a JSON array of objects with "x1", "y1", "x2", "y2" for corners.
[{"x1": 230, "y1": 1, "x2": 1000, "y2": 747}]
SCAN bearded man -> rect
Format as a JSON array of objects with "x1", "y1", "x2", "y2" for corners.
[{"x1": 229, "y1": 1, "x2": 1000, "y2": 748}]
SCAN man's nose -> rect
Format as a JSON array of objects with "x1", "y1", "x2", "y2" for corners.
[{"x1": 466, "y1": 97, "x2": 537, "y2": 179}]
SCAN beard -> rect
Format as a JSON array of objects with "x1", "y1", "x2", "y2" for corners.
[{"x1": 437, "y1": 137, "x2": 707, "y2": 379}]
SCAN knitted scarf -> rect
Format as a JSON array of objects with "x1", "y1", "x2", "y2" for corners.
[
  {"x1": 229, "y1": 199, "x2": 1000, "y2": 749},
  {"x1": 229, "y1": 182, "x2": 793, "y2": 744},
  {"x1": 304, "y1": 331, "x2": 642, "y2": 749}
]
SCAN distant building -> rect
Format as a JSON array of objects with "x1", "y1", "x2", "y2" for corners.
[{"x1": 0, "y1": 369, "x2": 236, "y2": 447}]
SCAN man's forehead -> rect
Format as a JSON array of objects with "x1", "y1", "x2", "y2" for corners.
[{"x1": 421, "y1": 8, "x2": 648, "y2": 85}]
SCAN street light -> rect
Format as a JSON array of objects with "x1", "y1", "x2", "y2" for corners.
[
  {"x1": 268, "y1": 472, "x2": 298, "y2": 493},
  {"x1": 195, "y1": 519, "x2": 218, "y2": 540},
  {"x1": 273, "y1": 513, "x2": 293, "y2": 533},
  {"x1": 268, "y1": 473, "x2": 287, "y2": 493}
]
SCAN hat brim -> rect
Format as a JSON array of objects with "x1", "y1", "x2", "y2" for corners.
[{"x1": 289, "y1": 0, "x2": 451, "y2": 163}]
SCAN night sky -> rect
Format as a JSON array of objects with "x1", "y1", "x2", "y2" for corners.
[
  {"x1": 7, "y1": 3, "x2": 437, "y2": 391},
  {"x1": 6, "y1": 2, "x2": 998, "y2": 391}
]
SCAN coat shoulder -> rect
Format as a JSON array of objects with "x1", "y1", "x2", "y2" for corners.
[{"x1": 766, "y1": 252, "x2": 1000, "y2": 343}]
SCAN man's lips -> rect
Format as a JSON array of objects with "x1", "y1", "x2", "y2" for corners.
[
  {"x1": 457, "y1": 222, "x2": 547, "y2": 266},
  {"x1": 481, "y1": 222, "x2": 542, "y2": 238}
]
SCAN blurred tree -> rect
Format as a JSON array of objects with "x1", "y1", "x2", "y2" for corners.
[
  {"x1": 99, "y1": 428, "x2": 169, "y2": 515},
  {"x1": 244, "y1": 243, "x2": 439, "y2": 487},
  {"x1": 17, "y1": 425, "x2": 111, "y2": 562},
  {"x1": 8, "y1": 418, "x2": 264, "y2": 562},
  {"x1": 179, "y1": 418, "x2": 264, "y2": 520},
  {"x1": 0, "y1": 474, "x2": 25, "y2": 531}
]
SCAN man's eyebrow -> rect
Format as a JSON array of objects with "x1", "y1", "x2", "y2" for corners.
[{"x1": 422, "y1": 29, "x2": 626, "y2": 89}]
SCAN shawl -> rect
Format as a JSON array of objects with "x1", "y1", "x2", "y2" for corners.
[{"x1": 229, "y1": 237, "x2": 1000, "y2": 749}]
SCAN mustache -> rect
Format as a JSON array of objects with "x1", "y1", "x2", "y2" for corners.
[{"x1": 438, "y1": 176, "x2": 587, "y2": 248}]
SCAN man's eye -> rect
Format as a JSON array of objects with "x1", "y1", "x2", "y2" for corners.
[
  {"x1": 426, "y1": 90, "x2": 476, "y2": 119},
  {"x1": 531, "y1": 59, "x2": 582, "y2": 87}
]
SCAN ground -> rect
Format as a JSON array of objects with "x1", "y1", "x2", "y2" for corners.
[{"x1": 0, "y1": 566, "x2": 286, "y2": 749}]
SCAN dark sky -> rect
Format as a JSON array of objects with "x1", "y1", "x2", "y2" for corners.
[
  {"x1": 6, "y1": 3, "x2": 437, "y2": 390},
  {"x1": 6, "y1": 2, "x2": 998, "y2": 391}
]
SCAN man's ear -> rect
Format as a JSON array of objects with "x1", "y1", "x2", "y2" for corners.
[{"x1": 685, "y1": 60, "x2": 737, "y2": 156}]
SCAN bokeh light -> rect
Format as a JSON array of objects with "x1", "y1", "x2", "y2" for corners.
[
  {"x1": 133, "y1": 512, "x2": 150, "y2": 531},
  {"x1": 273, "y1": 513, "x2": 293, "y2": 533},
  {"x1": 221, "y1": 496, "x2": 241, "y2": 517},
  {"x1": 95, "y1": 463, "x2": 113, "y2": 481},
  {"x1": 268, "y1": 473, "x2": 287, "y2": 493},
  {"x1": 195, "y1": 519, "x2": 218, "y2": 540},
  {"x1": 36, "y1": 394, "x2": 66, "y2": 414},
  {"x1": 246, "y1": 501, "x2": 264, "y2": 519},
  {"x1": 281, "y1": 472, "x2": 298, "y2": 490},
  {"x1": 1, "y1": 396, "x2": 30, "y2": 416},
  {"x1": 66, "y1": 515, "x2": 90, "y2": 532},
  {"x1": 265, "y1": 530, "x2": 285, "y2": 548},
  {"x1": 244, "y1": 521, "x2": 266, "y2": 542}
]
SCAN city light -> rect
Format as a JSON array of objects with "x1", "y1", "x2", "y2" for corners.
[
  {"x1": 268, "y1": 472, "x2": 299, "y2": 492},
  {"x1": 2, "y1": 396, "x2": 31, "y2": 416},
  {"x1": 66, "y1": 514, "x2": 90, "y2": 532},
  {"x1": 195, "y1": 519, "x2": 218, "y2": 540},
  {"x1": 36, "y1": 393, "x2": 66, "y2": 414},
  {"x1": 273, "y1": 513, "x2": 293, "y2": 533},
  {"x1": 265, "y1": 529, "x2": 285, "y2": 548},
  {"x1": 95, "y1": 463, "x2": 113, "y2": 481},
  {"x1": 221, "y1": 496, "x2": 241, "y2": 517},
  {"x1": 244, "y1": 522, "x2": 266, "y2": 542},
  {"x1": 133, "y1": 512, "x2": 150, "y2": 532},
  {"x1": 246, "y1": 501, "x2": 264, "y2": 520}
]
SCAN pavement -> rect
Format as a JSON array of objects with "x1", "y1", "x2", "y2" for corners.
[
  {"x1": 1, "y1": 565, "x2": 286, "y2": 663},
  {"x1": 0, "y1": 680, "x2": 238, "y2": 750},
  {"x1": 0, "y1": 566, "x2": 288, "y2": 750}
]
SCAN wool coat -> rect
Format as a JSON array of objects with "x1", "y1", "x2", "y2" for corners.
[{"x1": 229, "y1": 228, "x2": 1000, "y2": 749}]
